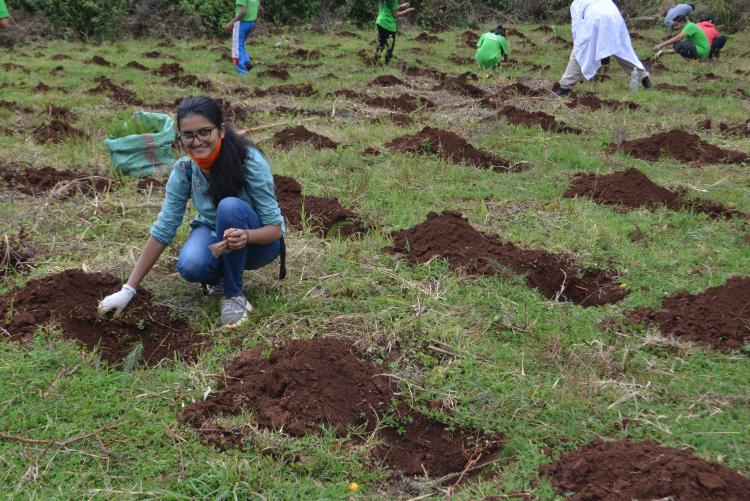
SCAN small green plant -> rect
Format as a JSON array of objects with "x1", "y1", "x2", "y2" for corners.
[
  {"x1": 122, "y1": 342, "x2": 144, "y2": 373},
  {"x1": 107, "y1": 115, "x2": 162, "y2": 139}
]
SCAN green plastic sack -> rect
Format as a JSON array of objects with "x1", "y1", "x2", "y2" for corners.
[{"x1": 104, "y1": 112, "x2": 176, "y2": 178}]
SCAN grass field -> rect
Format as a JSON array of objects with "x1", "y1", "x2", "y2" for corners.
[{"x1": 0, "y1": 20, "x2": 749, "y2": 500}]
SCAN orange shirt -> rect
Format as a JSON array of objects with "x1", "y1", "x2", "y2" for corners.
[{"x1": 697, "y1": 21, "x2": 719, "y2": 46}]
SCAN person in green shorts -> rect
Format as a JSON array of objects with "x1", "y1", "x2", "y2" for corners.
[
  {"x1": 0, "y1": 0, "x2": 10, "y2": 28},
  {"x1": 653, "y1": 15, "x2": 709, "y2": 60},
  {"x1": 374, "y1": 0, "x2": 415, "y2": 65},
  {"x1": 225, "y1": 0, "x2": 260, "y2": 75},
  {"x1": 475, "y1": 26, "x2": 510, "y2": 69}
]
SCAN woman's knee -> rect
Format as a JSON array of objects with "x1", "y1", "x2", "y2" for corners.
[
  {"x1": 217, "y1": 197, "x2": 260, "y2": 228},
  {"x1": 177, "y1": 253, "x2": 212, "y2": 282}
]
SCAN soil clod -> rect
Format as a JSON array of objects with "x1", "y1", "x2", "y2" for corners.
[
  {"x1": 611, "y1": 129, "x2": 748, "y2": 165},
  {"x1": 364, "y1": 93, "x2": 434, "y2": 112},
  {"x1": 90, "y1": 76, "x2": 144, "y2": 106},
  {"x1": 272, "y1": 126, "x2": 338, "y2": 150},
  {"x1": 370, "y1": 75, "x2": 408, "y2": 87},
  {"x1": 414, "y1": 32, "x2": 443, "y2": 43},
  {"x1": 255, "y1": 84, "x2": 316, "y2": 97},
  {"x1": 501, "y1": 105, "x2": 582, "y2": 134},
  {"x1": 33, "y1": 119, "x2": 85, "y2": 144},
  {"x1": 125, "y1": 60, "x2": 149, "y2": 71},
  {"x1": 89, "y1": 55, "x2": 114, "y2": 67},
  {"x1": 0, "y1": 161, "x2": 111, "y2": 198}
]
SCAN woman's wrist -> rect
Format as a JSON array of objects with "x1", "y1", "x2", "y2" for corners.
[{"x1": 245, "y1": 229, "x2": 252, "y2": 246}]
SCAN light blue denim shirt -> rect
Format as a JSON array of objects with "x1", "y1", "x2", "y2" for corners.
[{"x1": 150, "y1": 147, "x2": 285, "y2": 245}]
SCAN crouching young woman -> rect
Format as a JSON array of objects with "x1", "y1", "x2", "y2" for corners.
[{"x1": 99, "y1": 96, "x2": 285, "y2": 327}]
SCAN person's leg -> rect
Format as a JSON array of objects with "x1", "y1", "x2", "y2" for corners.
[
  {"x1": 613, "y1": 56, "x2": 651, "y2": 87},
  {"x1": 673, "y1": 40, "x2": 698, "y2": 60},
  {"x1": 177, "y1": 225, "x2": 222, "y2": 285},
  {"x1": 374, "y1": 24, "x2": 388, "y2": 63},
  {"x1": 238, "y1": 21, "x2": 256, "y2": 71},
  {"x1": 710, "y1": 35, "x2": 726, "y2": 58},
  {"x1": 384, "y1": 30, "x2": 396, "y2": 65},
  {"x1": 559, "y1": 50, "x2": 583, "y2": 90}
]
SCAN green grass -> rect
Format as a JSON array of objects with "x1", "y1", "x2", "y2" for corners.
[{"x1": 1, "y1": 22, "x2": 749, "y2": 499}]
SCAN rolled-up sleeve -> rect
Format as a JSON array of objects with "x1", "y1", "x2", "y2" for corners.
[
  {"x1": 245, "y1": 149, "x2": 285, "y2": 234},
  {"x1": 149, "y1": 160, "x2": 191, "y2": 245}
]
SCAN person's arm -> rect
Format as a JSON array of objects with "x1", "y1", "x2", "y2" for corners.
[
  {"x1": 125, "y1": 236, "x2": 167, "y2": 288},
  {"x1": 224, "y1": 224, "x2": 282, "y2": 250},
  {"x1": 394, "y1": 1, "x2": 414, "y2": 17},
  {"x1": 654, "y1": 31, "x2": 686, "y2": 49},
  {"x1": 225, "y1": 5, "x2": 247, "y2": 32}
]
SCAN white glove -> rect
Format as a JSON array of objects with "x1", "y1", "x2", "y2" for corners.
[{"x1": 98, "y1": 284, "x2": 136, "y2": 317}]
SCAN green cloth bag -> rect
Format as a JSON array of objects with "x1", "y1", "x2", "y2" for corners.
[{"x1": 104, "y1": 112, "x2": 176, "y2": 178}]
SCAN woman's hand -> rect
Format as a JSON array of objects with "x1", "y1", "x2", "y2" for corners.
[
  {"x1": 224, "y1": 228, "x2": 249, "y2": 250},
  {"x1": 98, "y1": 284, "x2": 136, "y2": 317}
]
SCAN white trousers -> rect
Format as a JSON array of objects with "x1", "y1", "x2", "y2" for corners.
[{"x1": 559, "y1": 51, "x2": 649, "y2": 89}]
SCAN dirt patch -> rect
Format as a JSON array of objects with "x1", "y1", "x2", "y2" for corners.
[
  {"x1": 611, "y1": 129, "x2": 748, "y2": 165},
  {"x1": 274, "y1": 175, "x2": 364, "y2": 238},
  {"x1": 212, "y1": 98, "x2": 256, "y2": 124},
  {"x1": 531, "y1": 26, "x2": 553, "y2": 33},
  {"x1": 258, "y1": 68, "x2": 290, "y2": 80},
  {"x1": 168, "y1": 74, "x2": 214, "y2": 92},
  {"x1": 288, "y1": 48, "x2": 321, "y2": 60},
  {"x1": 272, "y1": 126, "x2": 338, "y2": 150},
  {"x1": 563, "y1": 168, "x2": 739, "y2": 219},
  {"x1": 329, "y1": 88, "x2": 362, "y2": 99},
  {"x1": 364, "y1": 93, "x2": 434, "y2": 113},
  {"x1": 405, "y1": 66, "x2": 446, "y2": 80},
  {"x1": 387, "y1": 127, "x2": 517, "y2": 172},
  {"x1": 370, "y1": 75, "x2": 408, "y2": 87},
  {"x1": 125, "y1": 60, "x2": 149, "y2": 71},
  {"x1": 47, "y1": 105, "x2": 76, "y2": 121},
  {"x1": 255, "y1": 84, "x2": 316, "y2": 97},
  {"x1": 449, "y1": 54, "x2": 475, "y2": 65},
  {"x1": 51, "y1": 54, "x2": 71, "y2": 61},
  {"x1": 641, "y1": 57, "x2": 667, "y2": 72},
  {"x1": 0, "y1": 269, "x2": 204, "y2": 366},
  {"x1": 459, "y1": 30, "x2": 479, "y2": 48},
  {"x1": 566, "y1": 93, "x2": 639, "y2": 110},
  {"x1": 414, "y1": 32, "x2": 443, "y2": 43},
  {"x1": 391, "y1": 210, "x2": 627, "y2": 306},
  {"x1": 0, "y1": 161, "x2": 111, "y2": 198},
  {"x1": 655, "y1": 82, "x2": 696, "y2": 95},
  {"x1": 33, "y1": 82, "x2": 52, "y2": 92},
  {"x1": 356, "y1": 48, "x2": 377, "y2": 66},
  {"x1": 0, "y1": 229, "x2": 33, "y2": 277},
  {"x1": 709, "y1": 119, "x2": 750, "y2": 137},
  {"x1": 335, "y1": 30, "x2": 359, "y2": 38},
  {"x1": 433, "y1": 72, "x2": 485, "y2": 98},
  {"x1": 363, "y1": 146, "x2": 381, "y2": 156},
  {"x1": 180, "y1": 337, "x2": 500, "y2": 478},
  {"x1": 629, "y1": 276, "x2": 750, "y2": 351},
  {"x1": 89, "y1": 55, "x2": 115, "y2": 67},
  {"x1": 2, "y1": 62, "x2": 24, "y2": 70},
  {"x1": 501, "y1": 106, "x2": 581, "y2": 134},
  {"x1": 152, "y1": 62, "x2": 184, "y2": 78},
  {"x1": 143, "y1": 50, "x2": 163, "y2": 58},
  {"x1": 136, "y1": 177, "x2": 166, "y2": 192},
  {"x1": 0, "y1": 100, "x2": 32, "y2": 113},
  {"x1": 273, "y1": 106, "x2": 330, "y2": 118},
  {"x1": 695, "y1": 72, "x2": 720, "y2": 81},
  {"x1": 33, "y1": 119, "x2": 85, "y2": 144},
  {"x1": 390, "y1": 113, "x2": 413, "y2": 126},
  {"x1": 90, "y1": 76, "x2": 144, "y2": 106},
  {"x1": 549, "y1": 35, "x2": 573, "y2": 48},
  {"x1": 539, "y1": 438, "x2": 750, "y2": 500}
]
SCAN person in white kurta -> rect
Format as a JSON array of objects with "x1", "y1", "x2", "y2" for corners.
[{"x1": 554, "y1": 0, "x2": 651, "y2": 96}]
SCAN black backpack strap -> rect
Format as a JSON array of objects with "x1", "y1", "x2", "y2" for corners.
[{"x1": 278, "y1": 237, "x2": 287, "y2": 280}]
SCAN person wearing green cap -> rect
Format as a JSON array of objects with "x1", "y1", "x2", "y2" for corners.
[
  {"x1": 0, "y1": 0, "x2": 11, "y2": 28},
  {"x1": 475, "y1": 26, "x2": 510, "y2": 69},
  {"x1": 374, "y1": 1, "x2": 415, "y2": 65}
]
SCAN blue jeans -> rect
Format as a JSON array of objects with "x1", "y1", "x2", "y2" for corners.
[
  {"x1": 232, "y1": 20, "x2": 256, "y2": 75},
  {"x1": 176, "y1": 197, "x2": 281, "y2": 298}
]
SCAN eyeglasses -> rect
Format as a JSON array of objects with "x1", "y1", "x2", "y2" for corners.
[{"x1": 178, "y1": 126, "x2": 217, "y2": 145}]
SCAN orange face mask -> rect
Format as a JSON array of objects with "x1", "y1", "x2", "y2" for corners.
[{"x1": 190, "y1": 136, "x2": 222, "y2": 171}]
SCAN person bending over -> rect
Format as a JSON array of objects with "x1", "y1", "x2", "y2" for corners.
[
  {"x1": 374, "y1": 0, "x2": 415, "y2": 65},
  {"x1": 225, "y1": 0, "x2": 260, "y2": 75},
  {"x1": 664, "y1": 3, "x2": 695, "y2": 29},
  {"x1": 653, "y1": 15, "x2": 709, "y2": 60},
  {"x1": 99, "y1": 96, "x2": 285, "y2": 327},
  {"x1": 553, "y1": 0, "x2": 651, "y2": 98},
  {"x1": 475, "y1": 26, "x2": 510, "y2": 69},
  {"x1": 697, "y1": 17, "x2": 726, "y2": 58}
]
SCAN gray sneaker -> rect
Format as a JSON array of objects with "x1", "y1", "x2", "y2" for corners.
[{"x1": 220, "y1": 295, "x2": 253, "y2": 327}]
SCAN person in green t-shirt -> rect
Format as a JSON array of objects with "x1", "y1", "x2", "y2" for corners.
[
  {"x1": 0, "y1": 0, "x2": 11, "y2": 28},
  {"x1": 374, "y1": 1, "x2": 415, "y2": 65},
  {"x1": 225, "y1": 0, "x2": 260, "y2": 75},
  {"x1": 653, "y1": 15, "x2": 710, "y2": 60},
  {"x1": 475, "y1": 26, "x2": 510, "y2": 69}
]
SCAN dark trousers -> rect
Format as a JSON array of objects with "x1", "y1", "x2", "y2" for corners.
[
  {"x1": 673, "y1": 40, "x2": 698, "y2": 60},
  {"x1": 375, "y1": 24, "x2": 397, "y2": 65},
  {"x1": 709, "y1": 36, "x2": 726, "y2": 58}
]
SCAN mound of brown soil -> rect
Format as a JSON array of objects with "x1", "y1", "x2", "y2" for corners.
[
  {"x1": 89, "y1": 55, "x2": 114, "y2": 67},
  {"x1": 497, "y1": 82, "x2": 548, "y2": 99},
  {"x1": 0, "y1": 229, "x2": 33, "y2": 277},
  {"x1": 329, "y1": 88, "x2": 362, "y2": 99},
  {"x1": 273, "y1": 106, "x2": 330, "y2": 118},
  {"x1": 274, "y1": 175, "x2": 364, "y2": 237},
  {"x1": 0, "y1": 162, "x2": 111, "y2": 198},
  {"x1": 364, "y1": 93, "x2": 434, "y2": 112},
  {"x1": 90, "y1": 76, "x2": 144, "y2": 106},
  {"x1": 168, "y1": 74, "x2": 214, "y2": 91},
  {"x1": 0, "y1": 269, "x2": 204, "y2": 366},
  {"x1": 414, "y1": 32, "x2": 443, "y2": 43},
  {"x1": 152, "y1": 62, "x2": 183, "y2": 77},
  {"x1": 696, "y1": 72, "x2": 720, "y2": 81},
  {"x1": 539, "y1": 438, "x2": 750, "y2": 500},
  {"x1": 387, "y1": 127, "x2": 517, "y2": 172},
  {"x1": 459, "y1": 30, "x2": 479, "y2": 48},
  {"x1": 0, "y1": 99, "x2": 32, "y2": 113},
  {"x1": 501, "y1": 105, "x2": 581, "y2": 134},
  {"x1": 180, "y1": 338, "x2": 500, "y2": 478},
  {"x1": 405, "y1": 66, "x2": 446, "y2": 80},
  {"x1": 288, "y1": 48, "x2": 321, "y2": 60},
  {"x1": 567, "y1": 93, "x2": 639, "y2": 110},
  {"x1": 433, "y1": 72, "x2": 485, "y2": 98},
  {"x1": 212, "y1": 98, "x2": 256, "y2": 124},
  {"x1": 143, "y1": 50, "x2": 162, "y2": 58},
  {"x1": 390, "y1": 113, "x2": 412, "y2": 125},
  {"x1": 33, "y1": 82, "x2": 52, "y2": 92},
  {"x1": 33, "y1": 119, "x2": 85, "y2": 144},
  {"x1": 255, "y1": 84, "x2": 316, "y2": 97},
  {"x1": 611, "y1": 129, "x2": 748, "y2": 165},
  {"x1": 356, "y1": 48, "x2": 377, "y2": 66},
  {"x1": 272, "y1": 126, "x2": 338, "y2": 150},
  {"x1": 258, "y1": 68, "x2": 290, "y2": 80},
  {"x1": 549, "y1": 35, "x2": 573, "y2": 48},
  {"x1": 125, "y1": 60, "x2": 149, "y2": 71},
  {"x1": 370, "y1": 75, "x2": 408, "y2": 87},
  {"x1": 391, "y1": 210, "x2": 627, "y2": 306},
  {"x1": 718, "y1": 119, "x2": 750, "y2": 137},
  {"x1": 641, "y1": 57, "x2": 667, "y2": 72},
  {"x1": 630, "y1": 276, "x2": 750, "y2": 351},
  {"x1": 564, "y1": 168, "x2": 738, "y2": 219}
]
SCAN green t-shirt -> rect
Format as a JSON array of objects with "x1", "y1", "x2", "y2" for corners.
[
  {"x1": 236, "y1": 0, "x2": 259, "y2": 22},
  {"x1": 376, "y1": 0, "x2": 398, "y2": 33},
  {"x1": 681, "y1": 21, "x2": 710, "y2": 58},
  {"x1": 0, "y1": 0, "x2": 9, "y2": 19},
  {"x1": 475, "y1": 33, "x2": 509, "y2": 67}
]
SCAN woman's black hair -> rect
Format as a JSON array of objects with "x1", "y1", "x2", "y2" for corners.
[
  {"x1": 177, "y1": 96, "x2": 254, "y2": 207},
  {"x1": 493, "y1": 25, "x2": 506, "y2": 36}
]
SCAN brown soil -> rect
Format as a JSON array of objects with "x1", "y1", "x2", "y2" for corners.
[
  {"x1": 717, "y1": 119, "x2": 750, "y2": 137},
  {"x1": 212, "y1": 98, "x2": 256, "y2": 124},
  {"x1": 370, "y1": 75, "x2": 408, "y2": 87},
  {"x1": 125, "y1": 60, "x2": 149, "y2": 71},
  {"x1": 655, "y1": 82, "x2": 697, "y2": 95},
  {"x1": 531, "y1": 26, "x2": 554, "y2": 33},
  {"x1": 274, "y1": 175, "x2": 364, "y2": 238},
  {"x1": 255, "y1": 84, "x2": 316, "y2": 97},
  {"x1": 89, "y1": 55, "x2": 115, "y2": 67},
  {"x1": 501, "y1": 105, "x2": 582, "y2": 134},
  {"x1": 272, "y1": 126, "x2": 338, "y2": 150},
  {"x1": 168, "y1": 74, "x2": 214, "y2": 92},
  {"x1": 273, "y1": 106, "x2": 330, "y2": 118},
  {"x1": 364, "y1": 93, "x2": 434, "y2": 113},
  {"x1": 2, "y1": 62, "x2": 24, "y2": 70},
  {"x1": 390, "y1": 113, "x2": 413, "y2": 126},
  {"x1": 329, "y1": 89, "x2": 362, "y2": 99},
  {"x1": 33, "y1": 119, "x2": 85, "y2": 144},
  {"x1": 90, "y1": 76, "x2": 144, "y2": 106},
  {"x1": 549, "y1": 35, "x2": 573, "y2": 48},
  {"x1": 567, "y1": 93, "x2": 639, "y2": 110},
  {"x1": 180, "y1": 338, "x2": 500, "y2": 478},
  {"x1": 0, "y1": 269, "x2": 205, "y2": 366},
  {"x1": 47, "y1": 105, "x2": 76, "y2": 121},
  {"x1": 629, "y1": 276, "x2": 750, "y2": 351},
  {"x1": 363, "y1": 146, "x2": 381, "y2": 156},
  {"x1": 33, "y1": 82, "x2": 52, "y2": 92},
  {"x1": 136, "y1": 177, "x2": 166, "y2": 192},
  {"x1": 459, "y1": 30, "x2": 479, "y2": 48},
  {"x1": 449, "y1": 54, "x2": 475, "y2": 65},
  {"x1": 258, "y1": 68, "x2": 290, "y2": 80},
  {"x1": 356, "y1": 48, "x2": 377, "y2": 66},
  {"x1": 288, "y1": 48, "x2": 321, "y2": 60},
  {"x1": 696, "y1": 72, "x2": 720, "y2": 81},
  {"x1": 414, "y1": 32, "x2": 443, "y2": 43},
  {"x1": 641, "y1": 57, "x2": 667, "y2": 72},
  {"x1": 433, "y1": 72, "x2": 485, "y2": 98},
  {"x1": 611, "y1": 129, "x2": 748, "y2": 165},
  {"x1": 0, "y1": 161, "x2": 112, "y2": 198},
  {"x1": 0, "y1": 229, "x2": 33, "y2": 277},
  {"x1": 496, "y1": 82, "x2": 548, "y2": 99},
  {"x1": 143, "y1": 50, "x2": 162, "y2": 58},
  {"x1": 0, "y1": 100, "x2": 32, "y2": 113},
  {"x1": 335, "y1": 30, "x2": 359, "y2": 38},
  {"x1": 563, "y1": 168, "x2": 739, "y2": 219},
  {"x1": 391, "y1": 210, "x2": 627, "y2": 306},
  {"x1": 51, "y1": 54, "x2": 71, "y2": 60},
  {"x1": 386, "y1": 127, "x2": 518, "y2": 172},
  {"x1": 538, "y1": 438, "x2": 750, "y2": 500},
  {"x1": 405, "y1": 66, "x2": 446, "y2": 81},
  {"x1": 51, "y1": 65, "x2": 65, "y2": 75},
  {"x1": 152, "y1": 62, "x2": 183, "y2": 78}
]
